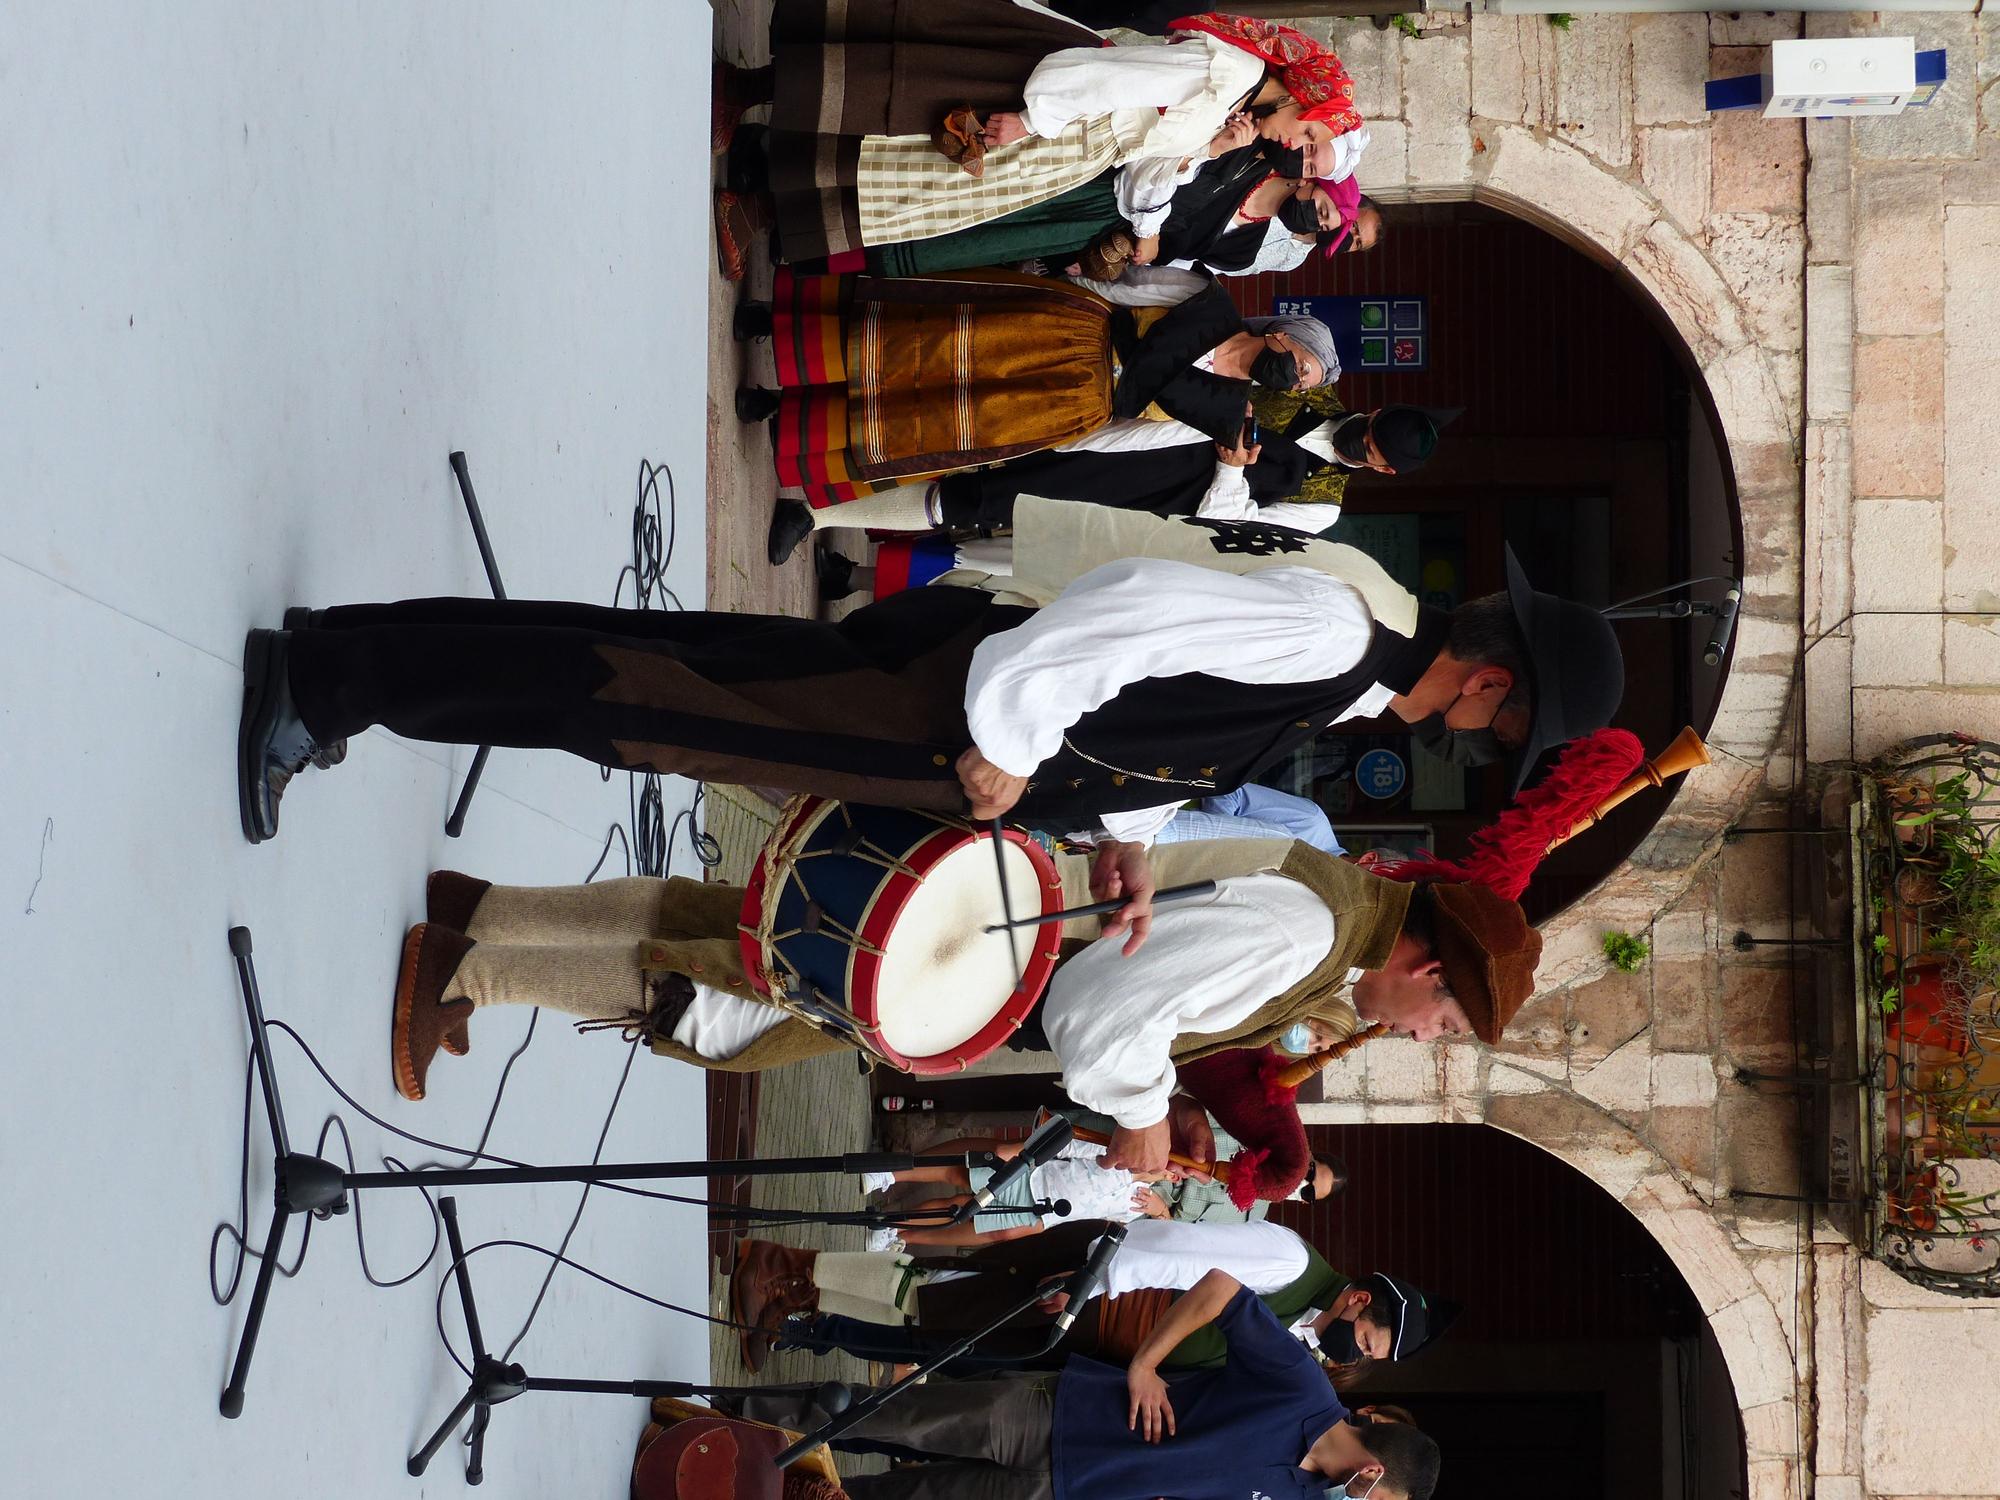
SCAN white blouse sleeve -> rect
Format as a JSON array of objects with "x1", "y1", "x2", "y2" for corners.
[
  {"x1": 1222, "y1": 220, "x2": 1315, "y2": 279},
  {"x1": 964, "y1": 558, "x2": 1378, "y2": 776},
  {"x1": 1092, "y1": 1220, "x2": 1312, "y2": 1299},
  {"x1": 1056, "y1": 415, "x2": 1208, "y2": 455},
  {"x1": 1193, "y1": 461, "x2": 1255, "y2": 520},
  {"x1": 1066, "y1": 262, "x2": 1214, "y2": 308},
  {"x1": 1042, "y1": 873, "x2": 1335, "y2": 1130},
  {"x1": 1117, "y1": 155, "x2": 1205, "y2": 240},
  {"x1": 1020, "y1": 38, "x2": 1220, "y2": 140}
]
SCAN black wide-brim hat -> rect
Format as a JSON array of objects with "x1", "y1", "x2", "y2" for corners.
[{"x1": 1504, "y1": 545, "x2": 1626, "y2": 793}]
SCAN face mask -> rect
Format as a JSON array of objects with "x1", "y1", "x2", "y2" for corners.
[
  {"x1": 1277, "y1": 1021, "x2": 1318, "y2": 1056},
  {"x1": 1329, "y1": 1474, "x2": 1381, "y2": 1500},
  {"x1": 1317, "y1": 1316, "x2": 1361, "y2": 1364},
  {"x1": 1250, "y1": 344, "x2": 1300, "y2": 392},
  {"x1": 1413, "y1": 712, "x2": 1506, "y2": 768},
  {"x1": 1277, "y1": 195, "x2": 1319, "y2": 235},
  {"x1": 1331, "y1": 413, "x2": 1372, "y2": 465}
]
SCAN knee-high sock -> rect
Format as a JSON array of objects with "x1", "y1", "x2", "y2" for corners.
[
  {"x1": 811, "y1": 481, "x2": 940, "y2": 532},
  {"x1": 813, "y1": 1250, "x2": 922, "y2": 1322},
  {"x1": 445, "y1": 941, "x2": 651, "y2": 1020},
  {"x1": 465, "y1": 875, "x2": 741, "y2": 946}
]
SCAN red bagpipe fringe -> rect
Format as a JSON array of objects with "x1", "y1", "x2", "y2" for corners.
[{"x1": 1376, "y1": 727, "x2": 1647, "y2": 899}]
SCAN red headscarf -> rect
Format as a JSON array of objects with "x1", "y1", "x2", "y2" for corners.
[{"x1": 1170, "y1": 13, "x2": 1364, "y2": 135}]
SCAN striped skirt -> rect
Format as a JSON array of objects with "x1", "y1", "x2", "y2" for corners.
[
  {"x1": 767, "y1": 0, "x2": 1111, "y2": 261},
  {"x1": 771, "y1": 267, "x2": 1115, "y2": 507}
]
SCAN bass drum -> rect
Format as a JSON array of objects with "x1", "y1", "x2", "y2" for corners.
[{"x1": 739, "y1": 798, "x2": 1064, "y2": 1074}]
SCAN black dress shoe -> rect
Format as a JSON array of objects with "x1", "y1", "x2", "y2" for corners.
[
  {"x1": 237, "y1": 629, "x2": 332, "y2": 844},
  {"x1": 767, "y1": 499, "x2": 815, "y2": 565},
  {"x1": 725, "y1": 123, "x2": 770, "y2": 196},
  {"x1": 278, "y1": 609, "x2": 347, "y2": 768},
  {"x1": 732, "y1": 301, "x2": 774, "y2": 342},
  {"x1": 815, "y1": 547, "x2": 859, "y2": 601},
  {"x1": 735, "y1": 386, "x2": 781, "y2": 423}
]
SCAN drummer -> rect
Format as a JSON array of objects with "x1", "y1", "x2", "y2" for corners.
[{"x1": 386, "y1": 834, "x2": 1540, "y2": 1149}]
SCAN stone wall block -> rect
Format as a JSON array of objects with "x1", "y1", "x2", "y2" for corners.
[
  {"x1": 1354, "y1": 118, "x2": 1410, "y2": 196},
  {"x1": 1710, "y1": 50, "x2": 1806, "y2": 215},
  {"x1": 1708, "y1": 212, "x2": 1805, "y2": 352},
  {"x1": 1475, "y1": 124, "x2": 1654, "y2": 258},
  {"x1": 1625, "y1": 219, "x2": 1749, "y2": 368},
  {"x1": 1630, "y1": 13, "x2": 1708, "y2": 128},
  {"x1": 1707, "y1": 1294, "x2": 1799, "y2": 1407},
  {"x1": 1804, "y1": 422, "x2": 1853, "y2": 639},
  {"x1": 1805, "y1": 262, "x2": 1853, "y2": 421},
  {"x1": 1637, "y1": 125, "x2": 1711, "y2": 237},
  {"x1": 1652, "y1": 1050, "x2": 1720, "y2": 1109},
  {"x1": 1703, "y1": 343, "x2": 1795, "y2": 447},
  {"x1": 1850, "y1": 495, "x2": 1943, "y2": 612},
  {"x1": 1649, "y1": 902, "x2": 1715, "y2": 960},
  {"x1": 1573, "y1": 1033, "x2": 1653, "y2": 1113},
  {"x1": 1469, "y1": 14, "x2": 1552, "y2": 130},
  {"x1": 1404, "y1": 33, "x2": 1472, "y2": 187},
  {"x1": 1563, "y1": 969, "x2": 1651, "y2": 1067},
  {"x1": 1943, "y1": 205, "x2": 2000, "y2": 611},
  {"x1": 1851, "y1": 335, "x2": 1945, "y2": 497},
  {"x1": 1301, "y1": 20, "x2": 1403, "y2": 120},
  {"x1": 1361, "y1": 1036, "x2": 1442, "y2": 1103},
  {"x1": 1739, "y1": 1395, "x2": 1801, "y2": 1463},
  {"x1": 1710, "y1": 14, "x2": 1802, "y2": 48},
  {"x1": 1552, "y1": 18, "x2": 1633, "y2": 168},
  {"x1": 1851, "y1": 611, "x2": 1944, "y2": 690},
  {"x1": 1803, "y1": 630, "x2": 1853, "y2": 763},
  {"x1": 1852, "y1": 687, "x2": 2000, "y2": 760},
  {"x1": 1623, "y1": 1175, "x2": 1768, "y2": 1316},
  {"x1": 1854, "y1": 12, "x2": 1979, "y2": 164},
  {"x1": 1805, "y1": 117, "x2": 1852, "y2": 264},
  {"x1": 1704, "y1": 667, "x2": 1795, "y2": 763},
  {"x1": 1863, "y1": 1307, "x2": 2000, "y2": 1495},
  {"x1": 1812, "y1": 1245, "x2": 1863, "y2": 1479},
  {"x1": 1853, "y1": 165, "x2": 1945, "y2": 337},
  {"x1": 1945, "y1": 616, "x2": 2000, "y2": 688},
  {"x1": 1644, "y1": 1104, "x2": 1716, "y2": 1186}
]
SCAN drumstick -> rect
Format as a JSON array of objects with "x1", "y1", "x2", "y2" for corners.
[
  {"x1": 983, "y1": 879, "x2": 1219, "y2": 933},
  {"x1": 989, "y1": 818, "x2": 1024, "y2": 983}
]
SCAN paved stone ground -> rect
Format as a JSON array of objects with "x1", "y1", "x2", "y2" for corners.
[{"x1": 704, "y1": 0, "x2": 881, "y2": 1431}]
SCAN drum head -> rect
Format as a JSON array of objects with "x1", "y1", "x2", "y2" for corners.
[{"x1": 869, "y1": 834, "x2": 1050, "y2": 1063}]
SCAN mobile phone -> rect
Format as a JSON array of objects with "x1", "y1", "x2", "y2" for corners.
[{"x1": 1240, "y1": 417, "x2": 1259, "y2": 449}]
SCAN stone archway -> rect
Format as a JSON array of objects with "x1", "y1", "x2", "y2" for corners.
[{"x1": 1340, "y1": 41, "x2": 1805, "y2": 992}]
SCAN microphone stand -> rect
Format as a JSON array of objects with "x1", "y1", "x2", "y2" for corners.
[
  {"x1": 216, "y1": 926, "x2": 1043, "y2": 1432},
  {"x1": 409, "y1": 1196, "x2": 856, "y2": 1484}
]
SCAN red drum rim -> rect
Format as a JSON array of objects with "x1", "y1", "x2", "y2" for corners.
[{"x1": 739, "y1": 799, "x2": 1065, "y2": 1074}]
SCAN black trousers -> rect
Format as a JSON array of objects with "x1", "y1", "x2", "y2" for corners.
[{"x1": 285, "y1": 591, "x2": 1029, "y2": 809}]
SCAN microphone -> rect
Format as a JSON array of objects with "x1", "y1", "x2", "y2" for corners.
[
  {"x1": 1702, "y1": 582, "x2": 1743, "y2": 667},
  {"x1": 1054, "y1": 1222, "x2": 1128, "y2": 1335},
  {"x1": 964, "y1": 1115, "x2": 1074, "y2": 1217}
]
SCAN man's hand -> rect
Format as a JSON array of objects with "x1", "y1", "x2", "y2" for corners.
[
  {"x1": 1105, "y1": 1119, "x2": 1172, "y2": 1175},
  {"x1": 1167, "y1": 1095, "x2": 1217, "y2": 1181},
  {"x1": 1206, "y1": 111, "x2": 1255, "y2": 158},
  {"x1": 1216, "y1": 434, "x2": 1262, "y2": 468},
  {"x1": 1127, "y1": 1363, "x2": 1176, "y2": 1442},
  {"x1": 982, "y1": 111, "x2": 1030, "y2": 148},
  {"x1": 957, "y1": 746, "x2": 1027, "y2": 820},
  {"x1": 1089, "y1": 839, "x2": 1156, "y2": 955},
  {"x1": 1131, "y1": 234, "x2": 1160, "y2": 266}
]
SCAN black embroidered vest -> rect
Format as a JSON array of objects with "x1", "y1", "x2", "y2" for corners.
[{"x1": 1012, "y1": 602, "x2": 1452, "y2": 827}]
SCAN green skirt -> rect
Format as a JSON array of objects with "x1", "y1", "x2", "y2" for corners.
[{"x1": 869, "y1": 173, "x2": 1122, "y2": 276}]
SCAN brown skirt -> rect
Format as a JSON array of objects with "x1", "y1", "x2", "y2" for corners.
[
  {"x1": 767, "y1": 0, "x2": 1100, "y2": 260},
  {"x1": 773, "y1": 267, "x2": 1116, "y2": 505}
]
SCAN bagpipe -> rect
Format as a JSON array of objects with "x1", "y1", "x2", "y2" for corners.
[{"x1": 1181, "y1": 726, "x2": 1713, "y2": 1204}]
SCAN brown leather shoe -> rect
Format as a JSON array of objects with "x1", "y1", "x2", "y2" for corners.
[
  {"x1": 730, "y1": 1238, "x2": 820, "y2": 1373},
  {"x1": 391, "y1": 923, "x2": 476, "y2": 1101},
  {"x1": 715, "y1": 189, "x2": 770, "y2": 284},
  {"x1": 426, "y1": 870, "x2": 491, "y2": 936}
]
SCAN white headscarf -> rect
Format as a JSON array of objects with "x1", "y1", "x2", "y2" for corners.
[{"x1": 1241, "y1": 313, "x2": 1341, "y2": 388}]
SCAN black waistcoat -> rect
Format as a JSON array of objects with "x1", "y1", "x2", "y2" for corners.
[
  {"x1": 1109, "y1": 279, "x2": 1253, "y2": 446},
  {"x1": 1155, "y1": 141, "x2": 1298, "y2": 270},
  {"x1": 1011, "y1": 591, "x2": 1452, "y2": 827}
]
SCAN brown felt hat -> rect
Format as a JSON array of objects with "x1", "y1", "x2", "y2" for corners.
[{"x1": 1430, "y1": 883, "x2": 1542, "y2": 1044}]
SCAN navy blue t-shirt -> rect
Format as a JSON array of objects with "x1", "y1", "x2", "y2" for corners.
[{"x1": 1051, "y1": 1287, "x2": 1347, "y2": 1500}]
